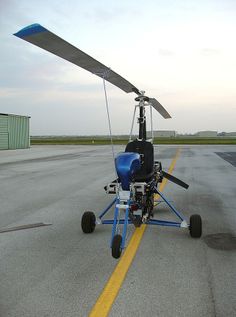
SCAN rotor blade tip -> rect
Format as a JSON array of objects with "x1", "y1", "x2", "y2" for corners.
[{"x1": 14, "y1": 23, "x2": 47, "y2": 38}]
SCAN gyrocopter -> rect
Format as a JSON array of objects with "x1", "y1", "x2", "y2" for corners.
[{"x1": 14, "y1": 24, "x2": 202, "y2": 259}]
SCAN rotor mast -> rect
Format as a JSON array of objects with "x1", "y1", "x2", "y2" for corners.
[{"x1": 135, "y1": 91, "x2": 149, "y2": 141}]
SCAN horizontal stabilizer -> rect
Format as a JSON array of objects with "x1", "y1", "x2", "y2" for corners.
[
  {"x1": 14, "y1": 24, "x2": 140, "y2": 94},
  {"x1": 149, "y1": 98, "x2": 171, "y2": 119}
]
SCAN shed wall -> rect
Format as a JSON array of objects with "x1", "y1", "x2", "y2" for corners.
[
  {"x1": 8, "y1": 115, "x2": 30, "y2": 149},
  {"x1": 0, "y1": 115, "x2": 8, "y2": 150},
  {"x1": 0, "y1": 114, "x2": 30, "y2": 150}
]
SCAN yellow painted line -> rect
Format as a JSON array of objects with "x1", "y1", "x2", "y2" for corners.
[{"x1": 89, "y1": 148, "x2": 181, "y2": 317}]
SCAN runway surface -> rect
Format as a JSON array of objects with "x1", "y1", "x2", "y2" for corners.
[{"x1": 0, "y1": 145, "x2": 235, "y2": 317}]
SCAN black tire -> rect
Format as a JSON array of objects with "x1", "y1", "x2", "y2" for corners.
[
  {"x1": 111, "y1": 234, "x2": 122, "y2": 259},
  {"x1": 81, "y1": 211, "x2": 96, "y2": 233},
  {"x1": 189, "y1": 214, "x2": 202, "y2": 238}
]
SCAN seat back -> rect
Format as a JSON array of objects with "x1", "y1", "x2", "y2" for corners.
[{"x1": 125, "y1": 140, "x2": 154, "y2": 182}]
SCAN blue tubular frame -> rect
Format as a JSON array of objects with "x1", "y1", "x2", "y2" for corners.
[
  {"x1": 98, "y1": 196, "x2": 132, "y2": 250},
  {"x1": 96, "y1": 186, "x2": 188, "y2": 251},
  {"x1": 122, "y1": 204, "x2": 130, "y2": 249},
  {"x1": 148, "y1": 220, "x2": 181, "y2": 227},
  {"x1": 154, "y1": 188, "x2": 186, "y2": 222},
  {"x1": 98, "y1": 198, "x2": 116, "y2": 220},
  {"x1": 110, "y1": 199, "x2": 120, "y2": 246}
]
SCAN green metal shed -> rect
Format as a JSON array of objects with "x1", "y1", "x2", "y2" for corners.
[{"x1": 0, "y1": 113, "x2": 30, "y2": 150}]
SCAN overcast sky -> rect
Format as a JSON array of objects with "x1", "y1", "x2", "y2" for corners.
[{"x1": 0, "y1": 0, "x2": 235, "y2": 135}]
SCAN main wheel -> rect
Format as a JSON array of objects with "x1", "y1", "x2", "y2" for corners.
[
  {"x1": 81, "y1": 211, "x2": 96, "y2": 233},
  {"x1": 189, "y1": 214, "x2": 202, "y2": 238},
  {"x1": 111, "y1": 234, "x2": 122, "y2": 259}
]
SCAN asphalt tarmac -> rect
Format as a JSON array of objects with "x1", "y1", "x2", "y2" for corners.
[{"x1": 0, "y1": 145, "x2": 235, "y2": 317}]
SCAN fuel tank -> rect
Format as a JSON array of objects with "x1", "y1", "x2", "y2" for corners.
[{"x1": 115, "y1": 152, "x2": 141, "y2": 190}]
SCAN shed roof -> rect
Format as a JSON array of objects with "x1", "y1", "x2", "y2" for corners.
[{"x1": 0, "y1": 113, "x2": 31, "y2": 118}]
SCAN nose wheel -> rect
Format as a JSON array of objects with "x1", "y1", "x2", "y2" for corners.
[{"x1": 111, "y1": 234, "x2": 122, "y2": 259}]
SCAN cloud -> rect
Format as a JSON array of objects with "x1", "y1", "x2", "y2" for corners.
[
  {"x1": 158, "y1": 48, "x2": 175, "y2": 56},
  {"x1": 84, "y1": 3, "x2": 139, "y2": 24},
  {"x1": 200, "y1": 48, "x2": 221, "y2": 56}
]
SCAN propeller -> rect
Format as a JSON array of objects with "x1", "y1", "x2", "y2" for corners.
[
  {"x1": 162, "y1": 171, "x2": 189, "y2": 189},
  {"x1": 14, "y1": 23, "x2": 171, "y2": 119}
]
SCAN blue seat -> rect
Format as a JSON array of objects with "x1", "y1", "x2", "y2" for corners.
[{"x1": 115, "y1": 152, "x2": 141, "y2": 190}]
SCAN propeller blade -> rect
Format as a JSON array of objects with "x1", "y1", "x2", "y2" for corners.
[
  {"x1": 162, "y1": 171, "x2": 189, "y2": 189},
  {"x1": 149, "y1": 98, "x2": 171, "y2": 119},
  {"x1": 14, "y1": 24, "x2": 140, "y2": 95}
]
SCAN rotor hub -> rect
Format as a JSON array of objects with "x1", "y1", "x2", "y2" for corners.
[{"x1": 135, "y1": 95, "x2": 150, "y2": 102}]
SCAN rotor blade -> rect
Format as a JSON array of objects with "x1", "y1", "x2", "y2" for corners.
[
  {"x1": 14, "y1": 24, "x2": 140, "y2": 95},
  {"x1": 162, "y1": 171, "x2": 189, "y2": 189},
  {"x1": 149, "y1": 98, "x2": 171, "y2": 119}
]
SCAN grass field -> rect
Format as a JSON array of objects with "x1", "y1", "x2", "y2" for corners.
[{"x1": 31, "y1": 137, "x2": 236, "y2": 145}]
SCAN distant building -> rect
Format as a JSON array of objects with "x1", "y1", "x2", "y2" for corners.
[
  {"x1": 227, "y1": 132, "x2": 236, "y2": 136},
  {"x1": 0, "y1": 113, "x2": 30, "y2": 150},
  {"x1": 196, "y1": 131, "x2": 217, "y2": 137},
  {"x1": 152, "y1": 130, "x2": 176, "y2": 138},
  {"x1": 218, "y1": 132, "x2": 236, "y2": 137}
]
